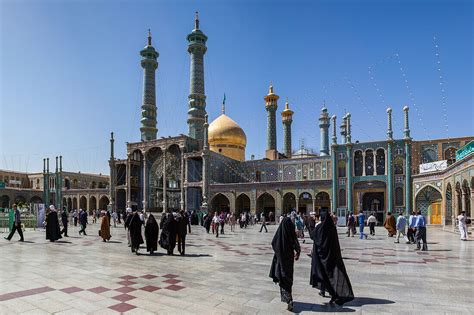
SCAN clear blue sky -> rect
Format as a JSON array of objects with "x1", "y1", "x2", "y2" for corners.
[{"x1": 1, "y1": 0, "x2": 472, "y2": 175}]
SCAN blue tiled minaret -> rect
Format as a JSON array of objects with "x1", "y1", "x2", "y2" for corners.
[
  {"x1": 140, "y1": 30, "x2": 159, "y2": 141},
  {"x1": 386, "y1": 107, "x2": 394, "y2": 214},
  {"x1": 319, "y1": 107, "x2": 330, "y2": 156},
  {"x1": 331, "y1": 115, "x2": 338, "y2": 214},
  {"x1": 264, "y1": 83, "x2": 279, "y2": 158},
  {"x1": 281, "y1": 99, "x2": 294, "y2": 158},
  {"x1": 403, "y1": 106, "x2": 412, "y2": 216},
  {"x1": 187, "y1": 12, "x2": 208, "y2": 142}
]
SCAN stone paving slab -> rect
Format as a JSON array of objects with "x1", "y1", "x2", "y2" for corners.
[{"x1": 0, "y1": 223, "x2": 472, "y2": 314}]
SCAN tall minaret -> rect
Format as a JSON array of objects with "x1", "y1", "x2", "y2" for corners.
[
  {"x1": 187, "y1": 12, "x2": 208, "y2": 142},
  {"x1": 264, "y1": 83, "x2": 279, "y2": 159},
  {"x1": 281, "y1": 99, "x2": 294, "y2": 158},
  {"x1": 319, "y1": 106, "x2": 330, "y2": 156},
  {"x1": 340, "y1": 115, "x2": 347, "y2": 144},
  {"x1": 140, "y1": 29, "x2": 159, "y2": 141}
]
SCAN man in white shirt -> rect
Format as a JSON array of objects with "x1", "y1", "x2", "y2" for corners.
[
  {"x1": 367, "y1": 213, "x2": 377, "y2": 236},
  {"x1": 458, "y1": 211, "x2": 468, "y2": 241}
]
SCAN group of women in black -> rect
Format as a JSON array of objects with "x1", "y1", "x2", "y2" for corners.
[
  {"x1": 124, "y1": 209, "x2": 188, "y2": 256},
  {"x1": 269, "y1": 210, "x2": 354, "y2": 311}
]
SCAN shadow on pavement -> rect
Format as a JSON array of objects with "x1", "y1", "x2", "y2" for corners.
[
  {"x1": 292, "y1": 302, "x2": 355, "y2": 313},
  {"x1": 345, "y1": 297, "x2": 395, "y2": 307},
  {"x1": 106, "y1": 240, "x2": 122, "y2": 244}
]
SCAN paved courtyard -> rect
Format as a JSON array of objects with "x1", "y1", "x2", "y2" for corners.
[{"x1": 0, "y1": 221, "x2": 472, "y2": 314}]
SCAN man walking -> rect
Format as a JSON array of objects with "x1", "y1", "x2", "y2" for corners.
[
  {"x1": 260, "y1": 213, "x2": 268, "y2": 233},
  {"x1": 458, "y1": 211, "x2": 468, "y2": 241},
  {"x1": 414, "y1": 211, "x2": 428, "y2": 251},
  {"x1": 78, "y1": 208, "x2": 88, "y2": 235},
  {"x1": 177, "y1": 210, "x2": 188, "y2": 255},
  {"x1": 358, "y1": 211, "x2": 368, "y2": 239},
  {"x1": 394, "y1": 212, "x2": 407, "y2": 243},
  {"x1": 60, "y1": 208, "x2": 69, "y2": 237},
  {"x1": 346, "y1": 213, "x2": 355, "y2": 237},
  {"x1": 367, "y1": 212, "x2": 377, "y2": 235},
  {"x1": 4, "y1": 204, "x2": 24, "y2": 242},
  {"x1": 407, "y1": 211, "x2": 416, "y2": 244}
]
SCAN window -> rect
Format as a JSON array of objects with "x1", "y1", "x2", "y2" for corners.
[
  {"x1": 445, "y1": 147, "x2": 457, "y2": 166},
  {"x1": 394, "y1": 157, "x2": 404, "y2": 175},
  {"x1": 422, "y1": 149, "x2": 437, "y2": 163},
  {"x1": 395, "y1": 187, "x2": 404, "y2": 206},
  {"x1": 338, "y1": 161, "x2": 346, "y2": 178},
  {"x1": 365, "y1": 149, "x2": 374, "y2": 176},
  {"x1": 354, "y1": 151, "x2": 363, "y2": 176},
  {"x1": 376, "y1": 149, "x2": 385, "y2": 175}
]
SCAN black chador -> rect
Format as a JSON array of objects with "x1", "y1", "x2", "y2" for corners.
[
  {"x1": 46, "y1": 209, "x2": 62, "y2": 242},
  {"x1": 159, "y1": 212, "x2": 177, "y2": 255},
  {"x1": 310, "y1": 211, "x2": 354, "y2": 305},
  {"x1": 145, "y1": 214, "x2": 159, "y2": 254},
  {"x1": 269, "y1": 217, "x2": 301, "y2": 311},
  {"x1": 129, "y1": 212, "x2": 144, "y2": 254}
]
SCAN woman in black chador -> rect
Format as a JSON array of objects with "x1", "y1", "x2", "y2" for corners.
[
  {"x1": 159, "y1": 212, "x2": 177, "y2": 255},
  {"x1": 129, "y1": 211, "x2": 144, "y2": 255},
  {"x1": 46, "y1": 205, "x2": 62, "y2": 242},
  {"x1": 310, "y1": 210, "x2": 354, "y2": 305},
  {"x1": 145, "y1": 213, "x2": 159, "y2": 255},
  {"x1": 269, "y1": 217, "x2": 301, "y2": 311}
]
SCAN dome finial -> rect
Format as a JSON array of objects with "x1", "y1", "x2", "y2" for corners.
[
  {"x1": 285, "y1": 97, "x2": 289, "y2": 110},
  {"x1": 195, "y1": 11, "x2": 200, "y2": 30},
  {"x1": 221, "y1": 93, "x2": 226, "y2": 114},
  {"x1": 147, "y1": 28, "x2": 152, "y2": 46}
]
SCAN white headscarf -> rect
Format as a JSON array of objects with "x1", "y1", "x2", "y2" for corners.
[{"x1": 49, "y1": 205, "x2": 56, "y2": 211}]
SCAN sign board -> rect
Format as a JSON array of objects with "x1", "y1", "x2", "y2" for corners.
[
  {"x1": 456, "y1": 140, "x2": 474, "y2": 161},
  {"x1": 419, "y1": 160, "x2": 447, "y2": 174}
]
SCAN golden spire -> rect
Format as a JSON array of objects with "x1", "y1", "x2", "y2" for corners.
[
  {"x1": 268, "y1": 81, "x2": 273, "y2": 95},
  {"x1": 281, "y1": 97, "x2": 294, "y2": 118},
  {"x1": 285, "y1": 97, "x2": 289, "y2": 110}
]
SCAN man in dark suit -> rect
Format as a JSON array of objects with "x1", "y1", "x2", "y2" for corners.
[{"x1": 4, "y1": 204, "x2": 24, "y2": 242}]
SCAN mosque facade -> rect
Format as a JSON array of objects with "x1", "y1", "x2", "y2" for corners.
[{"x1": 109, "y1": 14, "x2": 474, "y2": 227}]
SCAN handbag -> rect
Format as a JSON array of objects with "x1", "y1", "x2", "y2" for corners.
[{"x1": 98, "y1": 230, "x2": 102, "y2": 237}]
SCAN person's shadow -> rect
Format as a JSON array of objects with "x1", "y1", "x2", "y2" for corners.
[{"x1": 293, "y1": 297, "x2": 395, "y2": 313}]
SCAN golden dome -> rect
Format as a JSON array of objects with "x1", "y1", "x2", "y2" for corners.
[
  {"x1": 208, "y1": 113, "x2": 246, "y2": 161},
  {"x1": 208, "y1": 114, "x2": 247, "y2": 146}
]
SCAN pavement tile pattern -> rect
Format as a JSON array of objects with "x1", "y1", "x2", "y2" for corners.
[{"x1": 0, "y1": 222, "x2": 472, "y2": 314}]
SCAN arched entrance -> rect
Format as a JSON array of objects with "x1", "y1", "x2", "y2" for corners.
[
  {"x1": 462, "y1": 180, "x2": 471, "y2": 217},
  {"x1": 298, "y1": 192, "x2": 313, "y2": 214},
  {"x1": 415, "y1": 185, "x2": 442, "y2": 225},
  {"x1": 282, "y1": 192, "x2": 296, "y2": 214},
  {"x1": 210, "y1": 193, "x2": 230, "y2": 214},
  {"x1": 89, "y1": 196, "x2": 97, "y2": 210},
  {"x1": 256, "y1": 193, "x2": 275, "y2": 221},
  {"x1": 355, "y1": 181, "x2": 386, "y2": 222},
  {"x1": 99, "y1": 196, "x2": 109, "y2": 210},
  {"x1": 72, "y1": 197, "x2": 78, "y2": 210},
  {"x1": 1, "y1": 195, "x2": 10, "y2": 208},
  {"x1": 235, "y1": 193, "x2": 250, "y2": 216},
  {"x1": 445, "y1": 183, "x2": 453, "y2": 225},
  {"x1": 30, "y1": 196, "x2": 43, "y2": 204},
  {"x1": 315, "y1": 192, "x2": 330, "y2": 214},
  {"x1": 79, "y1": 196, "x2": 87, "y2": 211},
  {"x1": 67, "y1": 197, "x2": 72, "y2": 211}
]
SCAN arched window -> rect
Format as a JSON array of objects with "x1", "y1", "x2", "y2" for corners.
[
  {"x1": 395, "y1": 187, "x2": 404, "y2": 206},
  {"x1": 444, "y1": 147, "x2": 457, "y2": 166},
  {"x1": 365, "y1": 149, "x2": 374, "y2": 176},
  {"x1": 338, "y1": 161, "x2": 346, "y2": 178},
  {"x1": 394, "y1": 157, "x2": 404, "y2": 175},
  {"x1": 422, "y1": 149, "x2": 437, "y2": 163},
  {"x1": 354, "y1": 151, "x2": 363, "y2": 176},
  {"x1": 376, "y1": 149, "x2": 385, "y2": 175},
  {"x1": 338, "y1": 189, "x2": 346, "y2": 207}
]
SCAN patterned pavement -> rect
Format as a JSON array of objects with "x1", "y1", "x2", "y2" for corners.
[{"x1": 0, "y1": 221, "x2": 472, "y2": 314}]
